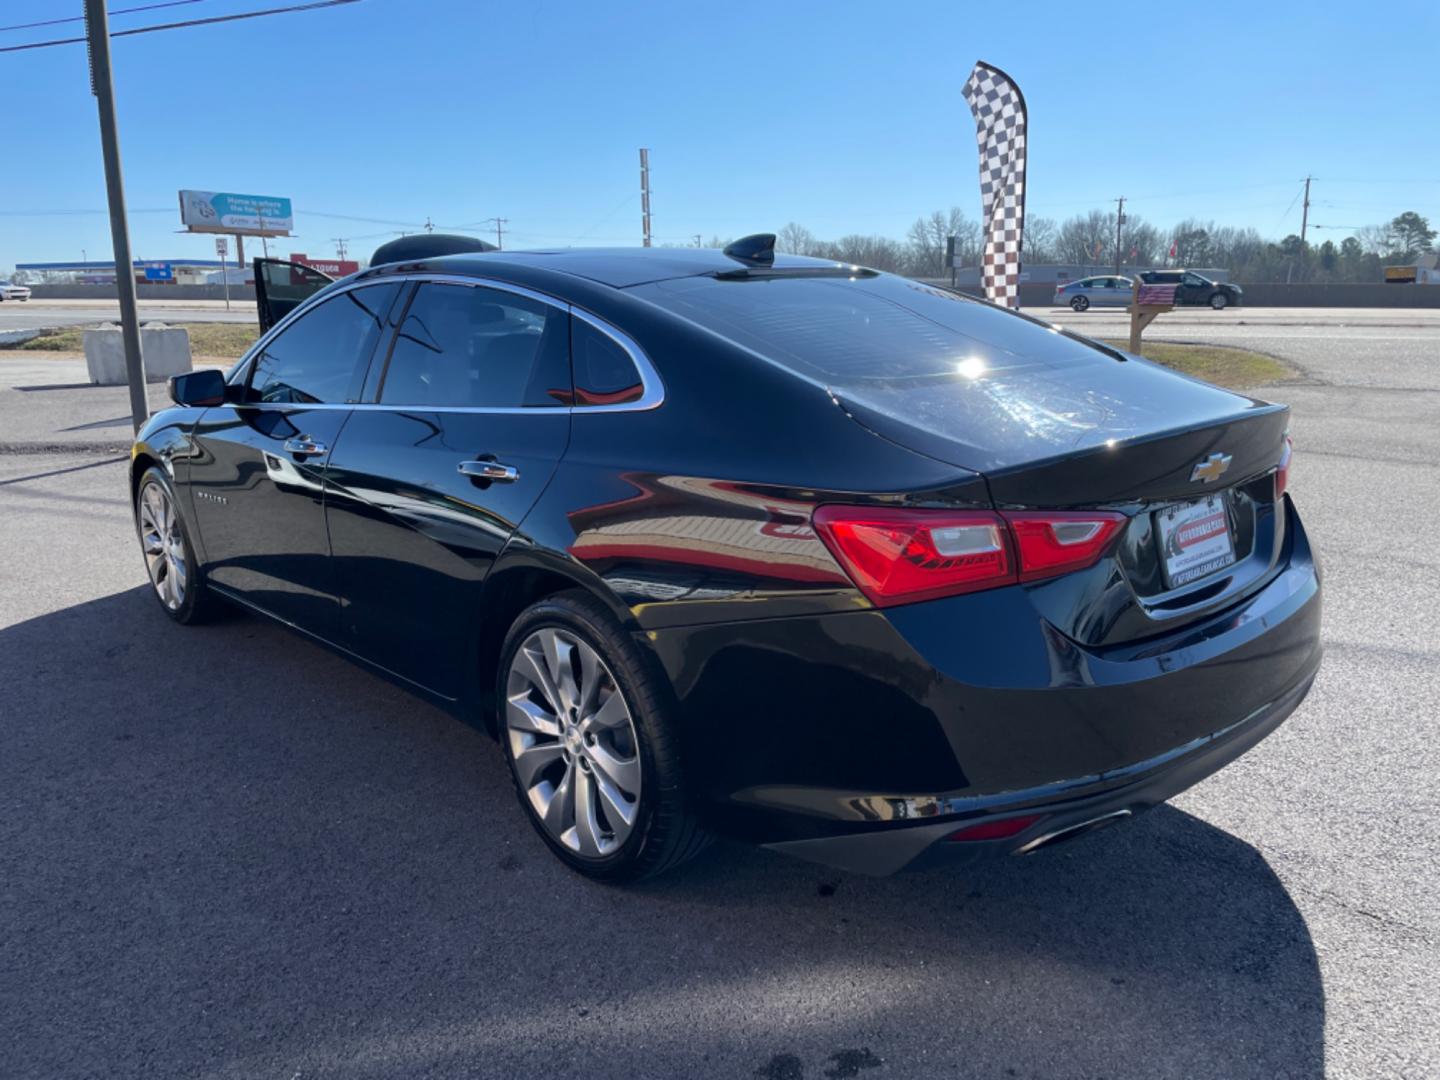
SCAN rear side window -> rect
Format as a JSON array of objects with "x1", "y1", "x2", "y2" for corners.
[
  {"x1": 247, "y1": 283, "x2": 399, "y2": 404},
  {"x1": 379, "y1": 283, "x2": 569, "y2": 408},
  {"x1": 572, "y1": 319, "x2": 644, "y2": 406}
]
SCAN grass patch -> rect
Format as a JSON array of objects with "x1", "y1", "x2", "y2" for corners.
[
  {"x1": 17, "y1": 321, "x2": 259, "y2": 360},
  {"x1": 183, "y1": 322, "x2": 259, "y2": 359},
  {"x1": 1102, "y1": 339, "x2": 1292, "y2": 389},
  {"x1": 14, "y1": 326, "x2": 84, "y2": 351}
]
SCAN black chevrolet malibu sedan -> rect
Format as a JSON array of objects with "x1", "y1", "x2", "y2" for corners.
[{"x1": 131, "y1": 236, "x2": 1321, "y2": 880}]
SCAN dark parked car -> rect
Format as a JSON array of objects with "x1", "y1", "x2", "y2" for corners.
[
  {"x1": 131, "y1": 235, "x2": 1320, "y2": 881},
  {"x1": 1139, "y1": 269, "x2": 1243, "y2": 309}
]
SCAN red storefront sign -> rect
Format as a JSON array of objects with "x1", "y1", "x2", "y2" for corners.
[{"x1": 289, "y1": 253, "x2": 360, "y2": 278}]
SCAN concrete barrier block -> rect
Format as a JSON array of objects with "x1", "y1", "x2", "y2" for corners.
[{"x1": 84, "y1": 323, "x2": 192, "y2": 385}]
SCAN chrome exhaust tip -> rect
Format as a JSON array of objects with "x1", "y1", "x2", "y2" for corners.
[{"x1": 1014, "y1": 808, "x2": 1133, "y2": 855}]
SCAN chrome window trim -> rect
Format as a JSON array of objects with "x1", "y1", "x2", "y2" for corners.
[
  {"x1": 229, "y1": 272, "x2": 664, "y2": 415},
  {"x1": 569, "y1": 306, "x2": 664, "y2": 413}
]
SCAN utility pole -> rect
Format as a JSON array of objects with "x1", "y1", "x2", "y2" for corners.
[
  {"x1": 693, "y1": 234, "x2": 701, "y2": 248},
  {"x1": 1288, "y1": 176, "x2": 1313, "y2": 283},
  {"x1": 1299, "y1": 175, "x2": 1312, "y2": 246},
  {"x1": 1113, "y1": 196, "x2": 1126, "y2": 276},
  {"x1": 424, "y1": 217, "x2": 434, "y2": 234},
  {"x1": 333, "y1": 238, "x2": 348, "y2": 260},
  {"x1": 83, "y1": 0, "x2": 148, "y2": 434},
  {"x1": 490, "y1": 218, "x2": 507, "y2": 250},
  {"x1": 639, "y1": 148, "x2": 652, "y2": 248}
]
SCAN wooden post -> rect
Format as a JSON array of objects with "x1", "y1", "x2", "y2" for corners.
[{"x1": 1127, "y1": 277, "x2": 1174, "y2": 354}]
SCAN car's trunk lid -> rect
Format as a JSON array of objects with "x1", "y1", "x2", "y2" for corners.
[{"x1": 833, "y1": 346, "x2": 1287, "y2": 507}]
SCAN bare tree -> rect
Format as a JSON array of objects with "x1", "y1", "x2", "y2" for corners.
[
  {"x1": 777, "y1": 222, "x2": 818, "y2": 256},
  {"x1": 820, "y1": 234, "x2": 908, "y2": 273},
  {"x1": 1024, "y1": 216, "x2": 1057, "y2": 263},
  {"x1": 904, "y1": 208, "x2": 982, "y2": 276},
  {"x1": 1055, "y1": 210, "x2": 1115, "y2": 265}
]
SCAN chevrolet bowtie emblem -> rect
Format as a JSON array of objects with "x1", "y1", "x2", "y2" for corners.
[{"x1": 1190, "y1": 453, "x2": 1232, "y2": 484}]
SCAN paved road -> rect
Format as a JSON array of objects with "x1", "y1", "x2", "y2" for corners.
[
  {"x1": 0, "y1": 298, "x2": 256, "y2": 333},
  {"x1": 1, "y1": 320, "x2": 1436, "y2": 1079}
]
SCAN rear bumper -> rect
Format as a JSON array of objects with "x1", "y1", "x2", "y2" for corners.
[
  {"x1": 763, "y1": 667, "x2": 1314, "y2": 874},
  {"x1": 644, "y1": 499, "x2": 1321, "y2": 870}
]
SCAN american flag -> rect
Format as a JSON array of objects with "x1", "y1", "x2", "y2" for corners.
[
  {"x1": 963, "y1": 61, "x2": 1027, "y2": 309},
  {"x1": 1137, "y1": 284, "x2": 1177, "y2": 305}
]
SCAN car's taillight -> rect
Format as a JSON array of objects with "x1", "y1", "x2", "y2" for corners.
[
  {"x1": 1274, "y1": 434, "x2": 1293, "y2": 499},
  {"x1": 1002, "y1": 511, "x2": 1127, "y2": 583},
  {"x1": 810, "y1": 507, "x2": 1013, "y2": 607},
  {"x1": 812, "y1": 506, "x2": 1128, "y2": 607}
]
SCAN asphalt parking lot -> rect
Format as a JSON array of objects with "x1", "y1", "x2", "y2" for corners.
[{"x1": 1, "y1": 309, "x2": 1437, "y2": 1079}]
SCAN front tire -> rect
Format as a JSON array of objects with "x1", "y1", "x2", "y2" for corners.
[
  {"x1": 1210, "y1": 292, "x2": 1228, "y2": 310},
  {"x1": 134, "y1": 466, "x2": 220, "y2": 624},
  {"x1": 1070, "y1": 295, "x2": 1089, "y2": 312},
  {"x1": 498, "y1": 591, "x2": 707, "y2": 882}
]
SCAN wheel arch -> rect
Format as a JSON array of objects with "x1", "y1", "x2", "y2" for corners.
[
  {"x1": 129, "y1": 451, "x2": 159, "y2": 506},
  {"x1": 472, "y1": 548, "x2": 641, "y2": 737}
]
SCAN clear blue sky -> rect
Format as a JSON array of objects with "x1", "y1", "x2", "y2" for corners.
[{"x1": 2, "y1": 0, "x2": 1437, "y2": 266}]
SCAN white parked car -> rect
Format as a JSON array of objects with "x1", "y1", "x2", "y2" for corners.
[{"x1": 0, "y1": 281, "x2": 32, "y2": 302}]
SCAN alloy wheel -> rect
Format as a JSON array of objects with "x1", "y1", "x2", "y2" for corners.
[
  {"x1": 505, "y1": 627, "x2": 642, "y2": 857},
  {"x1": 1071, "y1": 295, "x2": 1088, "y2": 311},
  {"x1": 138, "y1": 481, "x2": 187, "y2": 610},
  {"x1": 1211, "y1": 293, "x2": 1227, "y2": 309}
]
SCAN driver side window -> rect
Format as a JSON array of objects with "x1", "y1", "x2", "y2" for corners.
[{"x1": 246, "y1": 284, "x2": 400, "y2": 404}]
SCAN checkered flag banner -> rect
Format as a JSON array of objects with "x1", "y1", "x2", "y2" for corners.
[{"x1": 963, "y1": 61, "x2": 1027, "y2": 308}]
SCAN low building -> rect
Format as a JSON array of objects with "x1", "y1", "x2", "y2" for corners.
[{"x1": 16, "y1": 259, "x2": 232, "y2": 285}]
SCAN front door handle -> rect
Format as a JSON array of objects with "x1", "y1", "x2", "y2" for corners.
[
  {"x1": 458, "y1": 460, "x2": 519, "y2": 483},
  {"x1": 283, "y1": 436, "x2": 328, "y2": 458}
]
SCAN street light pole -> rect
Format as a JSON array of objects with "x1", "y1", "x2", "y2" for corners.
[{"x1": 83, "y1": 0, "x2": 148, "y2": 435}]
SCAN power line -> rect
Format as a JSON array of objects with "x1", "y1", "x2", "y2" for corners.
[
  {"x1": 0, "y1": 0, "x2": 360, "y2": 54},
  {"x1": 0, "y1": 1, "x2": 205, "y2": 35}
]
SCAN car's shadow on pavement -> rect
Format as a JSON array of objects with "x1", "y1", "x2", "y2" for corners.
[{"x1": 1, "y1": 587, "x2": 1324, "y2": 1080}]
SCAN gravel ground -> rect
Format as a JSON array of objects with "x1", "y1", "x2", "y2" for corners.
[{"x1": 0, "y1": 320, "x2": 1436, "y2": 1079}]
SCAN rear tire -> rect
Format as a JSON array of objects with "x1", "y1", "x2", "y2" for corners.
[
  {"x1": 134, "y1": 467, "x2": 221, "y2": 625},
  {"x1": 497, "y1": 591, "x2": 708, "y2": 882},
  {"x1": 1210, "y1": 292, "x2": 1228, "y2": 310},
  {"x1": 1071, "y1": 295, "x2": 1089, "y2": 312}
]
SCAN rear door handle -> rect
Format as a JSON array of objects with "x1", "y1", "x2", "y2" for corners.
[
  {"x1": 283, "y1": 436, "x2": 328, "y2": 457},
  {"x1": 458, "y1": 460, "x2": 519, "y2": 483}
]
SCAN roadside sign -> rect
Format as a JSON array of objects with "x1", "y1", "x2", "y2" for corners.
[
  {"x1": 143, "y1": 263, "x2": 173, "y2": 282},
  {"x1": 288, "y1": 252, "x2": 359, "y2": 277},
  {"x1": 215, "y1": 238, "x2": 228, "y2": 258},
  {"x1": 179, "y1": 190, "x2": 293, "y2": 237}
]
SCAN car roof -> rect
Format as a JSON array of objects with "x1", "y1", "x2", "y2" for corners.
[{"x1": 368, "y1": 247, "x2": 852, "y2": 289}]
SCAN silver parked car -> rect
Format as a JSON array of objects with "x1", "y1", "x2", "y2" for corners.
[
  {"x1": 1054, "y1": 276, "x2": 1132, "y2": 311},
  {"x1": 0, "y1": 280, "x2": 32, "y2": 302}
]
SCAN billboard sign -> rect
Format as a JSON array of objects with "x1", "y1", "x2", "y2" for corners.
[
  {"x1": 179, "y1": 190, "x2": 293, "y2": 236},
  {"x1": 142, "y1": 262, "x2": 173, "y2": 282}
]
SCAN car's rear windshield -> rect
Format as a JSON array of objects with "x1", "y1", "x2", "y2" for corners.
[{"x1": 633, "y1": 272, "x2": 1120, "y2": 389}]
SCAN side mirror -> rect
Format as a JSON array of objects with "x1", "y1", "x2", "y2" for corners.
[{"x1": 169, "y1": 368, "x2": 227, "y2": 407}]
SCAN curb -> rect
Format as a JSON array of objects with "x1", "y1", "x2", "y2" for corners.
[{"x1": 0, "y1": 441, "x2": 132, "y2": 455}]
